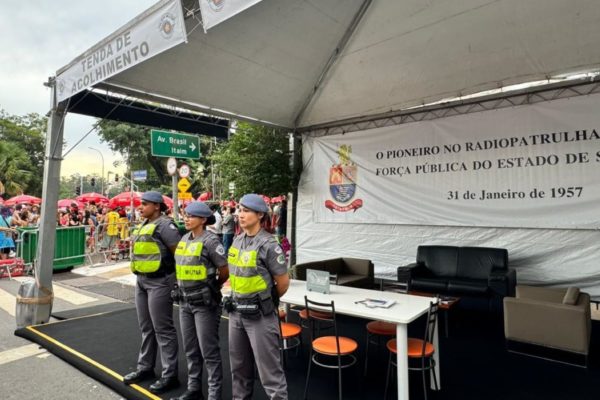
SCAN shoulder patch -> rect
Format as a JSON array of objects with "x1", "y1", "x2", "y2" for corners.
[
  {"x1": 274, "y1": 246, "x2": 283, "y2": 254},
  {"x1": 277, "y1": 254, "x2": 286, "y2": 265},
  {"x1": 216, "y1": 244, "x2": 225, "y2": 256},
  {"x1": 169, "y1": 224, "x2": 178, "y2": 230}
]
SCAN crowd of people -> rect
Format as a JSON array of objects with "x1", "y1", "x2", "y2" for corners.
[{"x1": 0, "y1": 195, "x2": 289, "y2": 263}]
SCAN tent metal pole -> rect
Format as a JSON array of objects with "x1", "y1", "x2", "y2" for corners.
[
  {"x1": 289, "y1": 132, "x2": 302, "y2": 268},
  {"x1": 27, "y1": 77, "x2": 66, "y2": 325},
  {"x1": 293, "y1": 0, "x2": 373, "y2": 127}
]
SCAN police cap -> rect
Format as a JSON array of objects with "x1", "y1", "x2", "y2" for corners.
[
  {"x1": 141, "y1": 191, "x2": 164, "y2": 204},
  {"x1": 185, "y1": 201, "x2": 212, "y2": 217},
  {"x1": 239, "y1": 193, "x2": 269, "y2": 213},
  {"x1": 185, "y1": 201, "x2": 216, "y2": 225}
]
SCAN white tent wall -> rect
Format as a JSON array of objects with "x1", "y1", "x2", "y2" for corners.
[{"x1": 296, "y1": 92, "x2": 600, "y2": 300}]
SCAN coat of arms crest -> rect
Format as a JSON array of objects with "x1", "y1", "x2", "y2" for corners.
[{"x1": 325, "y1": 145, "x2": 363, "y2": 212}]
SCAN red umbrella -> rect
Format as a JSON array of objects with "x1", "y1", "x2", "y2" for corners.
[
  {"x1": 162, "y1": 195, "x2": 174, "y2": 208},
  {"x1": 77, "y1": 192, "x2": 109, "y2": 204},
  {"x1": 109, "y1": 191, "x2": 142, "y2": 208},
  {"x1": 58, "y1": 199, "x2": 84, "y2": 209},
  {"x1": 198, "y1": 192, "x2": 212, "y2": 201},
  {"x1": 5, "y1": 194, "x2": 42, "y2": 206}
]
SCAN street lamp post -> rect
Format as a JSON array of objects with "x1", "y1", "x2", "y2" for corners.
[{"x1": 88, "y1": 147, "x2": 104, "y2": 196}]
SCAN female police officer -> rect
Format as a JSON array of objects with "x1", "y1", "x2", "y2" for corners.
[
  {"x1": 170, "y1": 201, "x2": 229, "y2": 400},
  {"x1": 225, "y1": 194, "x2": 290, "y2": 400},
  {"x1": 123, "y1": 191, "x2": 181, "y2": 394}
]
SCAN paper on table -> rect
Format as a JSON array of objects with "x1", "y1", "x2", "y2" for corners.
[{"x1": 356, "y1": 298, "x2": 396, "y2": 308}]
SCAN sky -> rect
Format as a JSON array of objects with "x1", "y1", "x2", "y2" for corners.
[{"x1": 0, "y1": 0, "x2": 156, "y2": 178}]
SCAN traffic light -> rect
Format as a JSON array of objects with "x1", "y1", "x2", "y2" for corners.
[
  {"x1": 114, "y1": 174, "x2": 119, "y2": 182},
  {"x1": 90, "y1": 177, "x2": 96, "y2": 187},
  {"x1": 75, "y1": 186, "x2": 81, "y2": 196}
]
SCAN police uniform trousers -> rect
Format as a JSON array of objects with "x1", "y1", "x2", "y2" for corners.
[
  {"x1": 228, "y1": 311, "x2": 288, "y2": 400},
  {"x1": 135, "y1": 273, "x2": 178, "y2": 378},
  {"x1": 180, "y1": 299, "x2": 223, "y2": 399}
]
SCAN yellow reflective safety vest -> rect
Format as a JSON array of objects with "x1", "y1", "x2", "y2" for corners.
[
  {"x1": 175, "y1": 238, "x2": 216, "y2": 283},
  {"x1": 131, "y1": 222, "x2": 161, "y2": 273},
  {"x1": 228, "y1": 242, "x2": 269, "y2": 298}
]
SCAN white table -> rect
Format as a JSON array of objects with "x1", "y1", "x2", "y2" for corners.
[{"x1": 280, "y1": 279, "x2": 440, "y2": 400}]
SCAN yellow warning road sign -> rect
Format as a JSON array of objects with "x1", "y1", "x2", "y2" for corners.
[{"x1": 177, "y1": 178, "x2": 191, "y2": 192}]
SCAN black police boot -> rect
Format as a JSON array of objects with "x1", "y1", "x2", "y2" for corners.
[
  {"x1": 149, "y1": 376, "x2": 180, "y2": 394},
  {"x1": 169, "y1": 389, "x2": 203, "y2": 400},
  {"x1": 123, "y1": 369, "x2": 155, "y2": 385}
]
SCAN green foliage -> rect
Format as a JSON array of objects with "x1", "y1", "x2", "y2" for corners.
[
  {"x1": 211, "y1": 122, "x2": 293, "y2": 197},
  {"x1": 0, "y1": 141, "x2": 33, "y2": 196},
  {"x1": 0, "y1": 110, "x2": 47, "y2": 196},
  {"x1": 96, "y1": 121, "x2": 220, "y2": 197}
]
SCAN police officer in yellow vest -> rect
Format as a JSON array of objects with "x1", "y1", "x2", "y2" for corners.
[
  {"x1": 170, "y1": 201, "x2": 229, "y2": 400},
  {"x1": 124, "y1": 191, "x2": 181, "y2": 394},
  {"x1": 225, "y1": 194, "x2": 290, "y2": 400}
]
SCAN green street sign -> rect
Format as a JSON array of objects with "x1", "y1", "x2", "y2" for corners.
[{"x1": 150, "y1": 130, "x2": 201, "y2": 159}]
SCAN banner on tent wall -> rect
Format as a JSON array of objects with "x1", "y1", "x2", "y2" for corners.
[
  {"x1": 199, "y1": 0, "x2": 263, "y2": 32},
  {"x1": 312, "y1": 93, "x2": 600, "y2": 229},
  {"x1": 56, "y1": 0, "x2": 187, "y2": 103}
]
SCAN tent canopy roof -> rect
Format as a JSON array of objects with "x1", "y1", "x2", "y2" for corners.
[{"x1": 60, "y1": 0, "x2": 600, "y2": 130}]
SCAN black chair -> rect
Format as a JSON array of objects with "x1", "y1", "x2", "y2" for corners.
[
  {"x1": 298, "y1": 273, "x2": 338, "y2": 333},
  {"x1": 363, "y1": 279, "x2": 410, "y2": 376},
  {"x1": 303, "y1": 296, "x2": 358, "y2": 400},
  {"x1": 384, "y1": 300, "x2": 439, "y2": 400}
]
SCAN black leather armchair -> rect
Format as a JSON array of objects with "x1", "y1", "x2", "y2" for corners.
[{"x1": 398, "y1": 246, "x2": 516, "y2": 310}]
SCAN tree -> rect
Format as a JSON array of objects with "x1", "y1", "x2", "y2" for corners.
[
  {"x1": 97, "y1": 121, "x2": 220, "y2": 197},
  {"x1": 0, "y1": 110, "x2": 47, "y2": 196},
  {"x1": 210, "y1": 122, "x2": 293, "y2": 197},
  {"x1": 0, "y1": 141, "x2": 34, "y2": 196}
]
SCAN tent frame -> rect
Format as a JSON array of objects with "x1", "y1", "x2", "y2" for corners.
[{"x1": 300, "y1": 77, "x2": 600, "y2": 136}]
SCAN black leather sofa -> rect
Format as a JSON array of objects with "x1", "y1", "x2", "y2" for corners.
[{"x1": 397, "y1": 245, "x2": 516, "y2": 310}]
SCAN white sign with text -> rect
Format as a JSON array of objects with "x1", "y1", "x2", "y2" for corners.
[
  {"x1": 199, "y1": 0, "x2": 263, "y2": 31},
  {"x1": 56, "y1": 0, "x2": 186, "y2": 103},
  {"x1": 312, "y1": 93, "x2": 600, "y2": 229}
]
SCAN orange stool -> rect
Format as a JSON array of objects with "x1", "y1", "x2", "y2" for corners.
[
  {"x1": 363, "y1": 320, "x2": 396, "y2": 376},
  {"x1": 303, "y1": 297, "x2": 358, "y2": 400},
  {"x1": 384, "y1": 301, "x2": 439, "y2": 400}
]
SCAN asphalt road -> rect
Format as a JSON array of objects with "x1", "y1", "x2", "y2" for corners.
[{"x1": 0, "y1": 277, "x2": 124, "y2": 400}]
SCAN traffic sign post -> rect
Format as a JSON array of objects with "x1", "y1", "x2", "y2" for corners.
[
  {"x1": 178, "y1": 164, "x2": 190, "y2": 179},
  {"x1": 178, "y1": 178, "x2": 191, "y2": 193},
  {"x1": 151, "y1": 130, "x2": 201, "y2": 159},
  {"x1": 132, "y1": 170, "x2": 147, "y2": 181}
]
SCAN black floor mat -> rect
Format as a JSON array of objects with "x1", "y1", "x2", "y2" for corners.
[
  {"x1": 51, "y1": 302, "x2": 135, "y2": 320},
  {"x1": 14, "y1": 308, "x2": 600, "y2": 400}
]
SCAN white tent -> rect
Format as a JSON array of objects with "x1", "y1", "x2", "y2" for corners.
[
  {"x1": 31, "y1": 0, "x2": 600, "y2": 329},
  {"x1": 61, "y1": 0, "x2": 600, "y2": 130}
]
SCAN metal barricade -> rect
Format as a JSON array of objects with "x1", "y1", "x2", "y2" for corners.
[
  {"x1": 87, "y1": 220, "x2": 147, "y2": 267},
  {"x1": 16, "y1": 225, "x2": 87, "y2": 272}
]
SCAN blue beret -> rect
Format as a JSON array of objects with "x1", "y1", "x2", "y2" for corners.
[
  {"x1": 240, "y1": 194, "x2": 269, "y2": 213},
  {"x1": 141, "y1": 191, "x2": 164, "y2": 204},
  {"x1": 185, "y1": 201, "x2": 213, "y2": 217}
]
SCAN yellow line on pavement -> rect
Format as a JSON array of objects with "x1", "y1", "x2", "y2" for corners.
[
  {"x1": 0, "y1": 344, "x2": 46, "y2": 366},
  {"x1": 0, "y1": 288, "x2": 16, "y2": 316},
  {"x1": 25, "y1": 326, "x2": 161, "y2": 400},
  {"x1": 52, "y1": 285, "x2": 97, "y2": 305}
]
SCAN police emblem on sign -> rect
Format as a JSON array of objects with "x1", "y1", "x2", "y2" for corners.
[
  {"x1": 207, "y1": 0, "x2": 225, "y2": 12},
  {"x1": 159, "y1": 13, "x2": 176, "y2": 39},
  {"x1": 325, "y1": 145, "x2": 363, "y2": 213}
]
